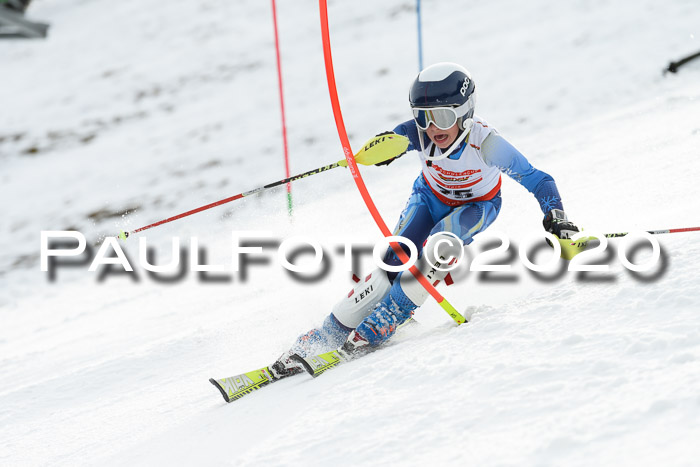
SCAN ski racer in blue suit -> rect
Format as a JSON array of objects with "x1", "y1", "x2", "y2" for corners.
[{"x1": 269, "y1": 62, "x2": 580, "y2": 378}]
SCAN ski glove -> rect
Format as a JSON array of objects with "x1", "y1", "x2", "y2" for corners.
[
  {"x1": 543, "y1": 209, "x2": 579, "y2": 239},
  {"x1": 373, "y1": 131, "x2": 407, "y2": 166}
]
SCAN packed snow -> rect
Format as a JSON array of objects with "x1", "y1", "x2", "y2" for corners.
[{"x1": 2, "y1": 0, "x2": 700, "y2": 465}]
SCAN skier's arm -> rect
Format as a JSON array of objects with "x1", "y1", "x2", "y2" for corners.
[
  {"x1": 391, "y1": 120, "x2": 420, "y2": 151},
  {"x1": 372, "y1": 121, "x2": 420, "y2": 166},
  {"x1": 481, "y1": 132, "x2": 564, "y2": 214},
  {"x1": 481, "y1": 133, "x2": 580, "y2": 240}
]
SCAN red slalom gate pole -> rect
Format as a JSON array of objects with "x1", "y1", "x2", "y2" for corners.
[
  {"x1": 271, "y1": 0, "x2": 293, "y2": 216},
  {"x1": 318, "y1": 0, "x2": 465, "y2": 324}
]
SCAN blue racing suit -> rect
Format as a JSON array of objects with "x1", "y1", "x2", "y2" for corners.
[{"x1": 292, "y1": 119, "x2": 565, "y2": 353}]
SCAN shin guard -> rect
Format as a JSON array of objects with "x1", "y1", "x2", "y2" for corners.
[{"x1": 331, "y1": 269, "x2": 392, "y2": 328}]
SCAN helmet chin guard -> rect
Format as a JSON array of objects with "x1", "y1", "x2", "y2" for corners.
[{"x1": 419, "y1": 124, "x2": 471, "y2": 162}]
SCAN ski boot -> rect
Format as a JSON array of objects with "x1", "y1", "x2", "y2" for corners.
[
  {"x1": 268, "y1": 350, "x2": 304, "y2": 380},
  {"x1": 337, "y1": 330, "x2": 372, "y2": 360}
]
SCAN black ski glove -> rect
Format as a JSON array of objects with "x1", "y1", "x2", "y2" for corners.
[
  {"x1": 543, "y1": 209, "x2": 579, "y2": 239},
  {"x1": 373, "y1": 131, "x2": 407, "y2": 166}
]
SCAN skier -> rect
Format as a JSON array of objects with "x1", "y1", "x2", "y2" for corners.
[{"x1": 271, "y1": 62, "x2": 581, "y2": 377}]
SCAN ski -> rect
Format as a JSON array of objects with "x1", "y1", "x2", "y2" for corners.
[
  {"x1": 292, "y1": 317, "x2": 419, "y2": 378},
  {"x1": 209, "y1": 351, "x2": 349, "y2": 402},
  {"x1": 210, "y1": 349, "x2": 353, "y2": 401},
  {"x1": 210, "y1": 319, "x2": 419, "y2": 401},
  {"x1": 291, "y1": 349, "x2": 350, "y2": 378},
  {"x1": 209, "y1": 366, "x2": 279, "y2": 403}
]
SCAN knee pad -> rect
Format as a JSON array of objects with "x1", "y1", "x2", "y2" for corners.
[
  {"x1": 398, "y1": 232, "x2": 463, "y2": 307},
  {"x1": 331, "y1": 268, "x2": 391, "y2": 328}
]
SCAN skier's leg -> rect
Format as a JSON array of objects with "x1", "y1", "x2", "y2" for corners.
[
  {"x1": 353, "y1": 231, "x2": 464, "y2": 346},
  {"x1": 288, "y1": 268, "x2": 392, "y2": 357},
  {"x1": 382, "y1": 184, "x2": 440, "y2": 281},
  {"x1": 270, "y1": 266, "x2": 395, "y2": 377},
  {"x1": 288, "y1": 180, "x2": 440, "y2": 358},
  {"x1": 283, "y1": 183, "x2": 441, "y2": 359},
  {"x1": 353, "y1": 196, "x2": 502, "y2": 347}
]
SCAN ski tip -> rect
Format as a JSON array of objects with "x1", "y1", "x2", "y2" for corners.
[
  {"x1": 209, "y1": 378, "x2": 231, "y2": 403},
  {"x1": 290, "y1": 354, "x2": 316, "y2": 377}
]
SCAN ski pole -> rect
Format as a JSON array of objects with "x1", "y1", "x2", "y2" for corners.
[
  {"x1": 547, "y1": 226, "x2": 700, "y2": 261},
  {"x1": 118, "y1": 162, "x2": 339, "y2": 239},
  {"x1": 664, "y1": 49, "x2": 700, "y2": 74},
  {"x1": 604, "y1": 226, "x2": 700, "y2": 238},
  {"x1": 117, "y1": 133, "x2": 409, "y2": 239}
]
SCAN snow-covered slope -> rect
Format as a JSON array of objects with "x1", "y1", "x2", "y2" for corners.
[{"x1": 2, "y1": 0, "x2": 700, "y2": 465}]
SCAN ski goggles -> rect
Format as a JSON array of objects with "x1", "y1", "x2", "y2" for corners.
[{"x1": 412, "y1": 107, "x2": 459, "y2": 131}]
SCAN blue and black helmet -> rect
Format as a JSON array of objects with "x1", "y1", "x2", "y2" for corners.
[{"x1": 409, "y1": 63, "x2": 476, "y2": 131}]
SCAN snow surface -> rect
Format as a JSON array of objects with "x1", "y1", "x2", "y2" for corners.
[{"x1": 2, "y1": 0, "x2": 700, "y2": 465}]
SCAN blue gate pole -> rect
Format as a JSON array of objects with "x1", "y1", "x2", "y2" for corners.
[{"x1": 416, "y1": 0, "x2": 424, "y2": 71}]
